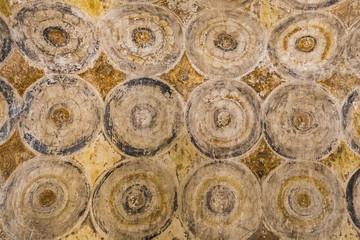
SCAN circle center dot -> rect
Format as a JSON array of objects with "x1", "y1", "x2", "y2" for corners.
[
  {"x1": 51, "y1": 108, "x2": 70, "y2": 125},
  {"x1": 296, "y1": 36, "x2": 317, "y2": 52},
  {"x1": 38, "y1": 189, "x2": 56, "y2": 207},
  {"x1": 296, "y1": 193, "x2": 311, "y2": 208},
  {"x1": 214, "y1": 33, "x2": 238, "y2": 52},
  {"x1": 292, "y1": 112, "x2": 312, "y2": 132}
]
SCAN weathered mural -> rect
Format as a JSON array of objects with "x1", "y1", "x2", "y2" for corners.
[{"x1": 0, "y1": 0, "x2": 359, "y2": 239}]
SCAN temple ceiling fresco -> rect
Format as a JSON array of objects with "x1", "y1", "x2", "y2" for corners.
[{"x1": 0, "y1": 0, "x2": 360, "y2": 239}]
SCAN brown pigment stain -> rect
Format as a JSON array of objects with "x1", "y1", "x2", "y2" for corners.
[
  {"x1": 80, "y1": 52, "x2": 126, "y2": 100},
  {"x1": 321, "y1": 141, "x2": 360, "y2": 182},
  {"x1": 38, "y1": 189, "x2": 56, "y2": 207},
  {"x1": 51, "y1": 108, "x2": 71, "y2": 125},
  {"x1": 134, "y1": 30, "x2": 152, "y2": 46},
  {"x1": 242, "y1": 66, "x2": 285, "y2": 99},
  {"x1": 248, "y1": 223, "x2": 279, "y2": 240},
  {"x1": 0, "y1": 131, "x2": 36, "y2": 181},
  {"x1": 296, "y1": 193, "x2": 311, "y2": 208},
  {"x1": 292, "y1": 112, "x2": 312, "y2": 132},
  {"x1": 159, "y1": 53, "x2": 204, "y2": 101},
  {"x1": 47, "y1": 28, "x2": 68, "y2": 46},
  {"x1": 241, "y1": 139, "x2": 281, "y2": 180},
  {"x1": 0, "y1": 51, "x2": 44, "y2": 96},
  {"x1": 317, "y1": 65, "x2": 360, "y2": 100},
  {"x1": 0, "y1": 0, "x2": 10, "y2": 17}
]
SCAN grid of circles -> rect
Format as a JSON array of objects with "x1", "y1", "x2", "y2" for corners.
[{"x1": 1, "y1": 0, "x2": 360, "y2": 239}]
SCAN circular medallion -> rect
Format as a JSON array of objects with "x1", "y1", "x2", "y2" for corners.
[
  {"x1": 340, "y1": 87, "x2": 360, "y2": 156},
  {"x1": 282, "y1": 0, "x2": 340, "y2": 10},
  {"x1": 263, "y1": 162, "x2": 346, "y2": 239},
  {"x1": 0, "y1": 78, "x2": 19, "y2": 145},
  {"x1": 91, "y1": 159, "x2": 177, "y2": 239},
  {"x1": 268, "y1": 13, "x2": 346, "y2": 80},
  {"x1": 263, "y1": 83, "x2": 340, "y2": 160},
  {"x1": 12, "y1": 1, "x2": 99, "y2": 73},
  {"x1": 186, "y1": 79, "x2": 262, "y2": 159},
  {"x1": 180, "y1": 161, "x2": 261, "y2": 240},
  {"x1": 19, "y1": 75, "x2": 103, "y2": 156},
  {"x1": 100, "y1": 3, "x2": 183, "y2": 76},
  {"x1": 186, "y1": 9, "x2": 265, "y2": 79},
  {"x1": 0, "y1": 15, "x2": 12, "y2": 64},
  {"x1": 104, "y1": 78, "x2": 184, "y2": 157},
  {"x1": 0, "y1": 158, "x2": 90, "y2": 239}
]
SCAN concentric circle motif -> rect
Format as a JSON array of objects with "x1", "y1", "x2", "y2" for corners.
[
  {"x1": 346, "y1": 168, "x2": 360, "y2": 230},
  {"x1": 0, "y1": 16, "x2": 12, "y2": 64},
  {"x1": 180, "y1": 161, "x2": 261, "y2": 240},
  {"x1": 263, "y1": 83, "x2": 340, "y2": 160},
  {"x1": 268, "y1": 13, "x2": 346, "y2": 80},
  {"x1": 186, "y1": 79, "x2": 262, "y2": 159},
  {"x1": 282, "y1": 0, "x2": 340, "y2": 10},
  {"x1": 0, "y1": 157, "x2": 91, "y2": 240},
  {"x1": 91, "y1": 159, "x2": 177, "y2": 239},
  {"x1": 186, "y1": 9, "x2": 265, "y2": 79},
  {"x1": 0, "y1": 78, "x2": 20, "y2": 145},
  {"x1": 12, "y1": 1, "x2": 99, "y2": 73},
  {"x1": 197, "y1": 0, "x2": 254, "y2": 8},
  {"x1": 19, "y1": 75, "x2": 103, "y2": 156},
  {"x1": 340, "y1": 87, "x2": 360, "y2": 156},
  {"x1": 104, "y1": 78, "x2": 184, "y2": 157},
  {"x1": 100, "y1": 3, "x2": 183, "y2": 76},
  {"x1": 347, "y1": 21, "x2": 360, "y2": 78},
  {"x1": 263, "y1": 162, "x2": 346, "y2": 240}
]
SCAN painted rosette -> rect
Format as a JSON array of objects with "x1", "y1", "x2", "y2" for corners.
[
  {"x1": 19, "y1": 75, "x2": 103, "y2": 156},
  {"x1": 268, "y1": 13, "x2": 346, "y2": 81},
  {"x1": 282, "y1": 0, "x2": 341, "y2": 10},
  {"x1": 0, "y1": 158, "x2": 91, "y2": 240},
  {"x1": 263, "y1": 162, "x2": 346, "y2": 240},
  {"x1": 104, "y1": 78, "x2": 184, "y2": 157},
  {"x1": 0, "y1": 78, "x2": 20, "y2": 145},
  {"x1": 186, "y1": 79, "x2": 262, "y2": 159},
  {"x1": 180, "y1": 161, "x2": 262, "y2": 240},
  {"x1": 91, "y1": 159, "x2": 177, "y2": 240},
  {"x1": 12, "y1": 1, "x2": 99, "y2": 73},
  {"x1": 263, "y1": 83, "x2": 340, "y2": 160},
  {"x1": 0, "y1": 15, "x2": 12, "y2": 65},
  {"x1": 186, "y1": 9, "x2": 265, "y2": 79},
  {"x1": 100, "y1": 3, "x2": 183, "y2": 76},
  {"x1": 341, "y1": 86, "x2": 360, "y2": 156}
]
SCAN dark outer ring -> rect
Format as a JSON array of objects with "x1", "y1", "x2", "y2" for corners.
[
  {"x1": 20, "y1": 75, "x2": 102, "y2": 155},
  {"x1": 91, "y1": 160, "x2": 178, "y2": 239},
  {"x1": 104, "y1": 78, "x2": 181, "y2": 157},
  {"x1": 346, "y1": 168, "x2": 360, "y2": 229}
]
